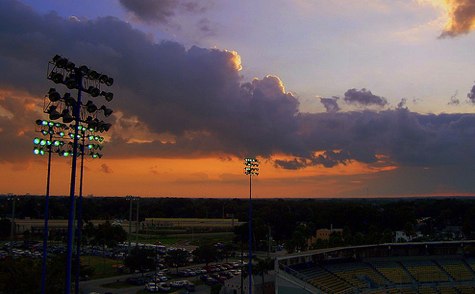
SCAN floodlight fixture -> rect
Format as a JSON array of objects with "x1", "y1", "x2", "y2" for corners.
[
  {"x1": 63, "y1": 94, "x2": 76, "y2": 107},
  {"x1": 85, "y1": 100, "x2": 97, "y2": 113},
  {"x1": 100, "y1": 105, "x2": 113, "y2": 117},
  {"x1": 78, "y1": 65, "x2": 89, "y2": 76},
  {"x1": 99, "y1": 74, "x2": 109, "y2": 84},
  {"x1": 34, "y1": 147, "x2": 46, "y2": 155},
  {"x1": 65, "y1": 62, "x2": 76, "y2": 72},
  {"x1": 101, "y1": 91, "x2": 113, "y2": 102},
  {"x1": 87, "y1": 70, "x2": 99, "y2": 80},
  {"x1": 50, "y1": 73, "x2": 64, "y2": 84},
  {"x1": 47, "y1": 106, "x2": 61, "y2": 120},
  {"x1": 86, "y1": 86, "x2": 100, "y2": 97},
  {"x1": 105, "y1": 77, "x2": 114, "y2": 86},
  {"x1": 55, "y1": 57, "x2": 68, "y2": 68},
  {"x1": 64, "y1": 75, "x2": 78, "y2": 89},
  {"x1": 47, "y1": 88, "x2": 61, "y2": 102},
  {"x1": 61, "y1": 109, "x2": 74, "y2": 123}
]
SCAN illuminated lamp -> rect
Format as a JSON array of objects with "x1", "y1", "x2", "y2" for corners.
[
  {"x1": 34, "y1": 147, "x2": 45, "y2": 156},
  {"x1": 47, "y1": 88, "x2": 61, "y2": 102},
  {"x1": 58, "y1": 150, "x2": 70, "y2": 157},
  {"x1": 101, "y1": 91, "x2": 113, "y2": 102},
  {"x1": 99, "y1": 105, "x2": 113, "y2": 117},
  {"x1": 50, "y1": 72, "x2": 64, "y2": 84},
  {"x1": 85, "y1": 101, "x2": 97, "y2": 113},
  {"x1": 61, "y1": 109, "x2": 74, "y2": 124},
  {"x1": 47, "y1": 105, "x2": 61, "y2": 120},
  {"x1": 53, "y1": 140, "x2": 63, "y2": 147},
  {"x1": 41, "y1": 130, "x2": 49, "y2": 136},
  {"x1": 87, "y1": 70, "x2": 99, "y2": 80},
  {"x1": 33, "y1": 137, "x2": 41, "y2": 145}
]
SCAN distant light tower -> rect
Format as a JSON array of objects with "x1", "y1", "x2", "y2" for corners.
[
  {"x1": 244, "y1": 157, "x2": 259, "y2": 294},
  {"x1": 126, "y1": 196, "x2": 139, "y2": 255},
  {"x1": 7, "y1": 194, "x2": 17, "y2": 242}
]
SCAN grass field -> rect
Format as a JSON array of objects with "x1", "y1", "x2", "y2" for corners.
[
  {"x1": 131, "y1": 231, "x2": 235, "y2": 246},
  {"x1": 81, "y1": 255, "x2": 123, "y2": 279}
]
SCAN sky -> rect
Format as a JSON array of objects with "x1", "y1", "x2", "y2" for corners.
[{"x1": 2, "y1": 0, "x2": 475, "y2": 198}]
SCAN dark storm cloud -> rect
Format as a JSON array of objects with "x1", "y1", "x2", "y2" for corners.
[
  {"x1": 3, "y1": 0, "x2": 475, "y2": 172},
  {"x1": 440, "y1": 0, "x2": 475, "y2": 38},
  {"x1": 320, "y1": 96, "x2": 340, "y2": 113},
  {"x1": 118, "y1": 0, "x2": 207, "y2": 24},
  {"x1": 344, "y1": 88, "x2": 388, "y2": 107}
]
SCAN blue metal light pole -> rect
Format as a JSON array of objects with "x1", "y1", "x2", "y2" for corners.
[
  {"x1": 44, "y1": 55, "x2": 114, "y2": 293},
  {"x1": 40, "y1": 127, "x2": 53, "y2": 294},
  {"x1": 65, "y1": 72, "x2": 83, "y2": 294},
  {"x1": 244, "y1": 158, "x2": 259, "y2": 294}
]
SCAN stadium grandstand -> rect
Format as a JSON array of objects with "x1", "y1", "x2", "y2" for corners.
[{"x1": 275, "y1": 241, "x2": 475, "y2": 294}]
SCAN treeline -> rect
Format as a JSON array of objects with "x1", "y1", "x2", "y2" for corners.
[{"x1": 2, "y1": 196, "x2": 475, "y2": 248}]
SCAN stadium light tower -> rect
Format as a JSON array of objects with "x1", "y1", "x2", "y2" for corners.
[
  {"x1": 244, "y1": 157, "x2": 259, "y2": 294},
  {"x1": 45, "y1": 54, "x2": 114, "y2": 294},
  {"x1": 126, "y1": 196, "x2": 139, "y2": 255}
]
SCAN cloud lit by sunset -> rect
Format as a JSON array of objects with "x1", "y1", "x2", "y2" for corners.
[
  {"x1": 2, "y1": 0, "x2": 475, "y2": 198},
  {"x1": 420, "y1": 0, "x2": 475, "y2": 37}
]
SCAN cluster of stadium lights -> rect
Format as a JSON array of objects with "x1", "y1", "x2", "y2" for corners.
[
  {"x1": 244, "y1": 157, "x2": 260, "y2": 176},
  {"x1": 34, "y1": 54, "x2": 114, "y2": 160},
  {"x1": 33, "y1": 119, "x2": 105, "y2": 159}
]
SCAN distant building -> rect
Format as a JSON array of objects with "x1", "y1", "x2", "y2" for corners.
[
  {"x1": 394, "y1": 230, "x2": 423, "y2": 242},
  {"x1": 11, "y1": 218, "x2": 131, "y2": 236},
  {"x1": 307, "y1": 226, "x2": 343, "y2": 247},
  {"x1": 143, "y1": 217, "x2": 243, "y2": 232}
]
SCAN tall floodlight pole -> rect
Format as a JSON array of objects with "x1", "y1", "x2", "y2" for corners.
[
  {"x1": 136, "y1": 197, "x2": 140, "y2": 245},
  {"x1": 8, "y1": 194, "x2": 16, "y2": 242},
  {"x1": 33, "y1": 119, "x2": 69, "y2": 294},
  {"x1": 244, "y1": 157, "x2": 259, "y2": 294},
  {"x1": 45, "y1": 55, "x2": 114, "y2": 294},
  {"x1": 126, "y1": 195, "x2": 135, "y2": 255}
]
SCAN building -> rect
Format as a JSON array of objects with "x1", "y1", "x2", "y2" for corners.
[{"x1": 307, "y1": 226, "x2": 343, "y2": 247}]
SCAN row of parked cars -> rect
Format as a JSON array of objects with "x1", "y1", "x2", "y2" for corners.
[{"x1": 145, "y1": 280, "x2": 195, "y2": 292}]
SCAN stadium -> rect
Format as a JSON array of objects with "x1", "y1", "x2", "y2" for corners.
[{"x1": 275, "y1": 240, "x2": 475, "y2": 294}]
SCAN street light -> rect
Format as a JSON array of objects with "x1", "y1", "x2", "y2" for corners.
[
  {"x1": 243, "y1": 157, "x2": 259, "y2": 294},
  {"x1": 45, "y1": 54, "x2": 114, "y2": 294}
]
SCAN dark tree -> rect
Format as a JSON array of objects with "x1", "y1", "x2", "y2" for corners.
[
  {"x1": 193, "y1": 244, "x2": 218, "y2": 265},
  {"x1": 124, "y1": 247, "x2": 155, "y2": 273}
]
